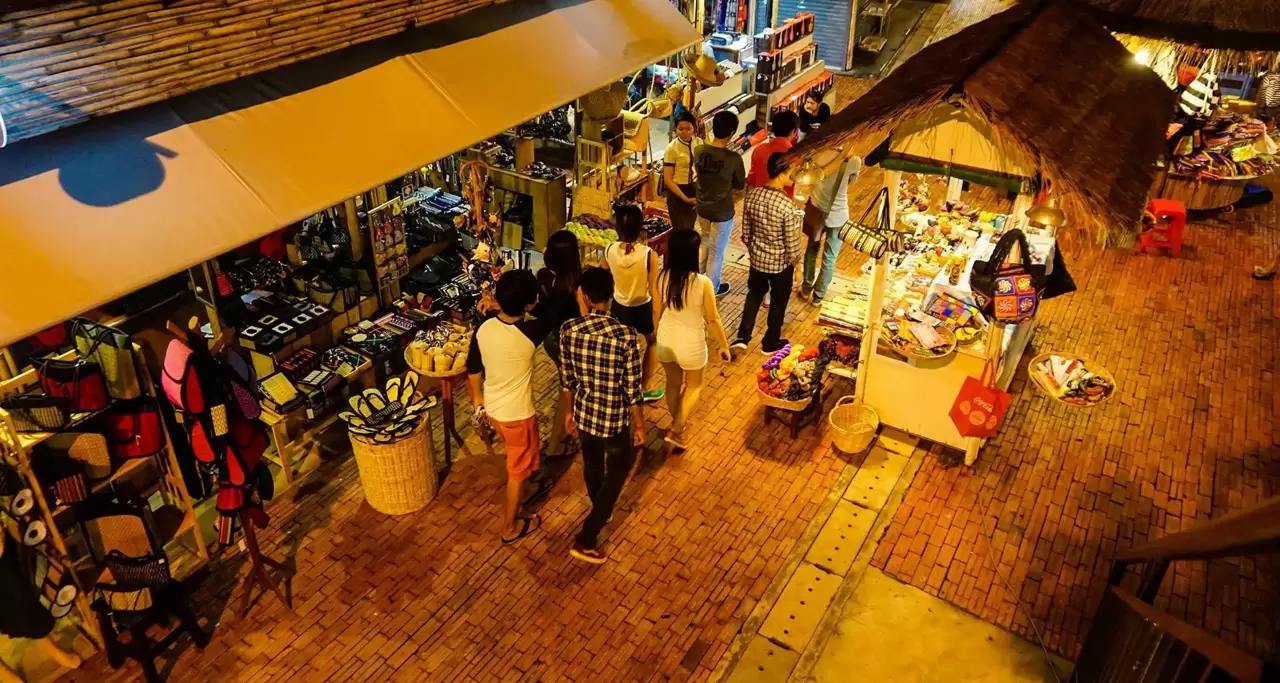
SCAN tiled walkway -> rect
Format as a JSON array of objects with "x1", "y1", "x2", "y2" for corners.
[{"x1": 870, "y1": 194, "x2": 1280, "y2": 660}]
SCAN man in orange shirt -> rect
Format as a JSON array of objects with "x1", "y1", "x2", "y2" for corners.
[{"x1": 747, "y1": 111, "x2": 799, "y2": 189}]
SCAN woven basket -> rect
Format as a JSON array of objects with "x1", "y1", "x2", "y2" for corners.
[
  {"x1": 1028, "y1": 353, "x2": 1117, "y2": 408},
  {"x1": 580, "y1": 82, "x2": 629, "y2": 121},
  {"x1": 350, "y1": 418, "x2": 435, "y2": 515},
  {"x1": 404, "y1": 347, "x2": 468, "y2": 380},
  {"x1": 758, "y1": 387, "x2": 811, "y2": 411},
  {"x1": 828, "y1": 397, "x2": 879, "y2": 454}
]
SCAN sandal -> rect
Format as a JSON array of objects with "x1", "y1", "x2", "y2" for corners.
[
  {"x1": 663, "y1": 431, "x2": 688, "y2": 452},
  {"x1": 522, "y1": 477, "x2": 555, "y2": 508},
  {"x1": 502, "y1": 514, "x2": 541, "y2": 545},
  {"x1": 1252, "y1": 267, "x2": 1277, "y2": 280}
]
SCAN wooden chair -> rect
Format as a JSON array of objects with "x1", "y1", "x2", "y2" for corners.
[{"x1": 81, "y1": 500, "x2": 207, "y2": 683}]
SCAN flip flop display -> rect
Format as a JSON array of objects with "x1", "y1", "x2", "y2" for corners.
[{"x1": 339, "y1": 372, "x2": 433, "y2": 443}]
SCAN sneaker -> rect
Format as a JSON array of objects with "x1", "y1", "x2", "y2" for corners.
[
  {"x1": 715, "y1": 283, "x2": 731, "y2": 297},
  {"x1": 730, "y1": 339, "x2": 749, "y2": 355},
  {"x1": 663, "y1": 431, "x2": 688, "y2": 451},
  {"x1": 642, "y1": 388, "x2": 665, "y2": 403},
  {"x1": 799, "y1": 284, "x2": 813, "y2": 302},
  {"x1": 570, "y1": 544, "x2": 607, "y2": 564},
  {"x1": 761, "y1": 338, "x2": 790, "y2": 354}
]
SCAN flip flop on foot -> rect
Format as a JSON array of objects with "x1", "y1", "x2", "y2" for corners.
[
  {"x1": 1253, "y1": 266, "x2": 1277, "y2": 280},
  {"x1": 501, "y1": 514, "x2": 541, "y2": 545},
  {"x1": 663, "y1": 431, "x2": 688, "y2": 452}
]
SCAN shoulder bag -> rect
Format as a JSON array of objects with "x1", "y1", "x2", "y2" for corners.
[
  {"x1": 37, "y1": 357, "x2": 110, "y2": 413},
  {"x1": 838, "y1": 187, "x2": 907, "y2": 259},
  {"x1": 1, "y1": 396, "x2": 69, "y2": 432},
  {"x1": 72, "y1": 319, "x2": 141, "y2": 400},
  {"x1": 969, "y1": 229, "x2": 1046, "y2": 323}
]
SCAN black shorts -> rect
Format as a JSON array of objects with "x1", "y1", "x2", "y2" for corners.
[{"x1": 612, "y1": 300, "x2": 655, "y2": 336}]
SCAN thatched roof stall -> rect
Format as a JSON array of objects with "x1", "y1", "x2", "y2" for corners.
[
  {"x1": 789, "y1": 0, "x2": 1175, "y2": 244},
  {"x1": 1084, "y1": 0, "x2": 1280, "y2": 66}
]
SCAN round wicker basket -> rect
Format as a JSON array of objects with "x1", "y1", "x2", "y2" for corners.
[
  {"x1": 828, "y1": 397, "x2": 879, "y2": 454},
  {"x1": 580, "y1": 81, "x2": 629, "y2": 121},
  {"x1": 404, "y1": 347, "x2": 469, "y2": 380},
  {"x1": 1028, "y1": 353, "x2": 1116, "y2": 408},
  {"x1": 349, "y1": 417, "x2": 435, "y2": 515},
  {"x1": 757, "y1": 387, "x2": 811, "y2": 411}
]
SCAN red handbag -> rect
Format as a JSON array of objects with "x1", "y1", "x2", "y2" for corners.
[
  {"x1": 949, "y1": 363, "x2": 1011, "y2": 438},
  {"x1": 104, "y1": 402, "x2": 166, "y2": 459},
  {"x1": 37, "y1": 358, "x2": 110, "y2": 413}
]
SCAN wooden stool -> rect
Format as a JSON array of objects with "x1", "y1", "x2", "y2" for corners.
[{"x1": 762, "y1": 385, "x2": 824, "y2": 439}]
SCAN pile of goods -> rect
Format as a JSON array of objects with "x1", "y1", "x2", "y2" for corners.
[
  {"x1": 1171, "y1": 113, "x2": 1276, "y2": 180},
  {"x1": 339, "y1": 373, "x2": 433, "y2": 443},
  {"x1": 883, "y1": 318, "x2": 956, "y2": 359},
  {"x1": 818, "y1": 333, "x2": 860, "y2": 366},
  {"x1": 643, "y1": 215, "x2": 672, "y2": 237},
  {"x1": 566, "y1": 218, "x2": 619, "y2": 247},
  {"x1": 406, "y1": 322, "x2": 473, "y2": 375},
  {"x1": 522, "y1": 161, "x2": 562, "y2": 181},
  {"x1": 757, "y1": 343, "x2": 825, "y2": 402},
  {"x1": 1030, "y1": 354, "x2": 1115, "y2": 406}
]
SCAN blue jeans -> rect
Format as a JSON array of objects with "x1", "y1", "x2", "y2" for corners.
[
  {"x1": 802, "y1": 227, "x2": 842, "y2": 300},
  {"x1": 696, "y1": 216, "x2": 734, "y2": 292}
]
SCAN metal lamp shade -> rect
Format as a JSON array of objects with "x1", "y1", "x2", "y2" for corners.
[{"x1": 1026, "y1": 196, "x2": 1067, "y2": 229}]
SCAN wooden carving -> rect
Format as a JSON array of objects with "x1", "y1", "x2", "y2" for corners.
[{"x1": 0, "y1": 0, "x2": 517, "y2": 144}]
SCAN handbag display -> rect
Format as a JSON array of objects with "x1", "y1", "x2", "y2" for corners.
[
  {"x1": 102, "y1": 401, "x2": 166, "y2": 460},
  {"x1": 969, "y1": 229, "x2": 1046, "y2": 324},
  {"x1": 162, "y1": 339, "x2": 206, "y2": 415},
  {"x1": 103, "y1": 550, "x2": 171, "y2": 591},
  {"x1": 839, "y1": 187, "x2": 908, "y2": 259},
  {"x1": 37, "y1": 357, "x2": 110, "y2": 413},
  {"x1": 46, "y1": 432, "x2": 113, "y2": 479},
  {"x1": 72, "y1": 319, "x2": 141, "y2": 400},
  {"x1": 2, "y1": 396, "x2": 69, "y2": 432}
]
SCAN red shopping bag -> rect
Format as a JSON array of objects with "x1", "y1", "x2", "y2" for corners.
[{"x1": 949, "y1": 363, "x2": 1011, "y2": 438}]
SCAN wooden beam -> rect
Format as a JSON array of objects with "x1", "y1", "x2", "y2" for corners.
[{"x1": 1115, "y1": 495, "x2": 1280, "y2": 563}]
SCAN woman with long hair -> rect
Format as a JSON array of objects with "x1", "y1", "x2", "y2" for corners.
[
  {"x1": 602, "y1": 204, "x2": 663, "y2": 402},
  {"x1": 651, "y1": 230, "x2": 732, "y2": 450},
  {"x1": 535, "y1": 229, "x2": 585, "y2": 456}
]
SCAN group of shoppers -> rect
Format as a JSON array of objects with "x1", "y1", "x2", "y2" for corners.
[{"x1": 467, "y1": 95, "x2": 856, "y2": 564}]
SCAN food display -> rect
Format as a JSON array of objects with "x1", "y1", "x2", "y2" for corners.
[
  {"x1": 1171, "y1": 112, "x2": 1276, "y2": 180},
  {"x1": 566, "y1": 217, "x2": 619, "y2": 248},
  {"x1": 1029, "y1": 354, "x2": 1115, "y2": 407},
  {"x1": 405, "y1": 322, "x2": 473, "y2": 376},
  {"x1": 757, "y1": 344, "x2": 823, "y2": 402}
]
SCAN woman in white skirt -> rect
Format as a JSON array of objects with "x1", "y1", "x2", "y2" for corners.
[{"x1": 651, "y1": 230, "x2": 732, "y2": 450}]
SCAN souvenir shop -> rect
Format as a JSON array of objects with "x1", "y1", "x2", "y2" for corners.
[{"x1": 0, "y1": 0, "x2": 698, "y2": 678}]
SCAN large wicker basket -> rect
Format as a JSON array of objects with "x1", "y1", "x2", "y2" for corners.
[
  {"x1": 828, "y1": 397, "x2": 879, "y2": 454},
  {"x1": 580, "y1": 82, "x2": 629, "y2": 121},
  {"x1": 350, "y1": 417, "x2": 436, "y2": 515}
]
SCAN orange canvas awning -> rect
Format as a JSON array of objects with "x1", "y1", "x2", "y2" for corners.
[{"x1": 0, "y1": 0, "x2": 698, "y2": 345}]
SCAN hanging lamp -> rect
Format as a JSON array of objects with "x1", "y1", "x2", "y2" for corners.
[{"x1": 1025, "y1": 196, "x2": 1067, "y2": 230}]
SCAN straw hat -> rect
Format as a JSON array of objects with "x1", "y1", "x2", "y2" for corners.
[{"x1": 682, "y1": 52, "x2": 727, "y2": 87}]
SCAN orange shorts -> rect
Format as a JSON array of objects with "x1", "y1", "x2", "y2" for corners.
[{"x1": 490, "y1": 416, "x2": 541, "y2": 481}]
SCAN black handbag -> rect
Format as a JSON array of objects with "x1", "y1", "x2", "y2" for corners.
[
  {"x1": 839, "y1": 187, "x2": 908, "y2": 259},
  {"x1": 104, "y1": 550, "x2": 171, "y2": 591},
  {"x1": 969, "y1": 229, "x2": 1047, "y2": 323},
  {"x1": 1041, "y1": 247, "x2": 1076, "y2": 300},
  {"x1": 2, "y1": 395, "x2": 69, "y2": 432}
]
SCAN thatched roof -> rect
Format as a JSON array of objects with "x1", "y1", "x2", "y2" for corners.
[
  {"x1": 789, "y1": 0, "x2": 1175, "y2": 244},
  {"x1": 1083, "y1": 0, "x2": 1280, "y2": 52}
]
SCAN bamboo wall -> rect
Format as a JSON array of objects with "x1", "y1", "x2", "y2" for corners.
[{"x1": 0, "y1": 0, "x2": 515, "y2": 144}]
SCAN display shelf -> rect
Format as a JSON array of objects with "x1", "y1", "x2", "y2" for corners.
[
  {"x1": 18, "y1": 404, "x2": 118, "y2": 450},
  {"x1": 51, "y1": 458, "x2": 156, "y2": 520}
]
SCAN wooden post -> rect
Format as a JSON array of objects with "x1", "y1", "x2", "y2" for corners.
[{"x1": 853, "y1": 170, "x2": 899, "y2": 410}]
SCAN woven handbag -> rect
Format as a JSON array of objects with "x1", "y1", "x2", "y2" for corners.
[
  {"x1": 104, "y1": 550, "x2": 171, "y2": 591},
  {"x1": 838, "y1": 188, "x2": 907, "y2": 259},
  {"x1": 2, "y1": 396, "x2": 68, "y2": 432},
  {"x1": 72, "y1": 319, "x2": 141, "y2": 400}
]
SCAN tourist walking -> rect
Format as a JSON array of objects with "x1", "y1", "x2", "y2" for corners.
[
  {"x1": 559, "y1": 268, "x2": 646, "y2": 564},
  {"x1": 653, "y1": 230, "x2": 733, "y2": 451},
  {"x1": 466, "y1": 269, "x2": 556, "y2": 544},
  {"x1": 663, "y1": 111, "x2": 700, "y2": 232},
  {"x1": 732, "y1": 153, "x2": 804, "y2": 355},
  {"x1": 694, "y1": 110, "x2": 746, "y2": 297},
  {"x1": 801, "y1": 154, "x2": 862, "y2": 303},
  {"x1": 534, "y1": 230, "x2": 586, "y2": 457},
  {"x1": 602, "y1": 204, "x2": 664, "y2": 402}
]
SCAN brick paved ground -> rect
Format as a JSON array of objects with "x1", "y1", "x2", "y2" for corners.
[
  {"x1": 871, "y1": 186, "x2": 1280, "y2": 660},
  {"x1": 66, "y1": 264, "x2": 865, "y2": 683}
]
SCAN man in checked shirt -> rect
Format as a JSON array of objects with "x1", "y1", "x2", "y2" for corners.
[
  {"x1": 559, "y1": 267, "x2": 645, "y2": 564},
  {"x1": 731, "y1": 152, "x2": 806, "y2": 355}
]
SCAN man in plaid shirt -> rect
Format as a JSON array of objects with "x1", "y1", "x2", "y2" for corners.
[
  {"x1": 732, "y1": 152, "x2": 805, "y2": 354},
  {"x1": 559, "y1": 267, "x2": 645, "y2": 564}
]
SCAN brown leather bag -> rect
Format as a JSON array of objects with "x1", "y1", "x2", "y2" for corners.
[{"x1": 802, "y1": 201, "x2": 827, "y2": 240}]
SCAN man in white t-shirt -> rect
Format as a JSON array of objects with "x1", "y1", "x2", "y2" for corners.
[
  {"x1": 800, "y1": 154, "x2": 862, "y2": 303},
  {"x1": 466, "y1": 269, "x2": 555, "y2": 544}
]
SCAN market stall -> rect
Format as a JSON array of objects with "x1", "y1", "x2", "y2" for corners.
[{"x1": 783, "y1": 0, "x2": 1173, "y2": 464}]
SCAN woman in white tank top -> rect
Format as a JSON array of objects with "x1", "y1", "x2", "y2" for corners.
[
  {"x1": 652, "y1": 230, "x2": 732, "y2": 450},
  {"x1": 603, "y1": 205, "x2": 663, "y2": 402}
]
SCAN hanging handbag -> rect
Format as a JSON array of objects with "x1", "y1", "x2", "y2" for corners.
[
  {"x1": 1041, "y1": 247, "x2": 1076, "y2": 301},
  {"x1": 103, "y1": 550, "x2": 171, "y2": 591},
  {"x1": 948, "y1": 362, "x2": 1012, "y2": 438},
  {"x1": 102, "y1": 401, "x2": 166, "y2": 460},
  {"x1": 72, "y1": 319, "x2": 141, "y2": 400},
  {"x1": 161, "y1": 340, "x2": 205, "y2": 415},
  {"x1": 839, "y1": 187, "x2": 907, "y2": 259},
  {"x1": 2, "y1": 396, "x2": 69, "y2": 432},
  {"x1": 37, "y1": 357, "x2": 110, "y2": 413},
  {"x1": 969, "y1": 229, "x2": 1046, "y2": 324}
]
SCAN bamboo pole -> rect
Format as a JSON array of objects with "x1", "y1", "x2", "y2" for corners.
[{"x1": 852, "y1": 170, "x2": 899, "y2": 410}]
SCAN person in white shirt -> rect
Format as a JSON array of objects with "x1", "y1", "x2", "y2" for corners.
[
  {"x1": 602, "y1": 204, "x2": 663, "y2": 402},
  {"x1": 662, "y1": 111, "x2": 700, "y2": 232},
  {"x1": 466, "y1": 269, "x2": 555, "y2": 544},
  {"x1": 800, "y1": 153, "x2": 862, "y2": 303}
]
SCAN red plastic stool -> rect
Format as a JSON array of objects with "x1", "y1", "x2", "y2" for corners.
[{"x1": 1138, "y1": 198, "x2": 1186, "y2": 256}]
